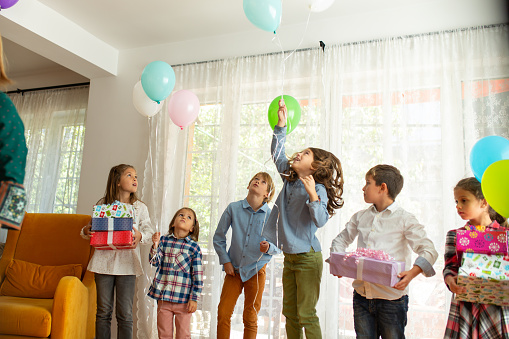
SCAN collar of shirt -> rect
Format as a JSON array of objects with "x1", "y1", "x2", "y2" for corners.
[
  {"x1": 369, "y1": 201, "x2": 399, "y2": 215},
  {"x1": 242, "y1": 198, "x2": 269, "y2": 214},
  {"x1": 169, "y1": 233, "x2": 192, "y2": 242}
]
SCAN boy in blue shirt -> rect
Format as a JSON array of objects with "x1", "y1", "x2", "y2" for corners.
[
  {"x1": 213, "y1": 171, "x2": 276, "y2": 339},
  {"x1": 330, "y1": 164, "x2": 438, "y2": 339}
]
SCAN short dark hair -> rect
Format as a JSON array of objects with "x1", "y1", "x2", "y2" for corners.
[{"x1": 366, "y1": 164, "x2": 404, "y2": 200}]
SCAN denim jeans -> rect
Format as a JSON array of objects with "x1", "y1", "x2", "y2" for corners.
[
  {"x1": 282, "y1": 250, "x2": 323, "y2": 339},
  {"x1": 95, "y1": 273, "x2": 136, "y2": 339},
  {"x1": 353, "y1": 291, "x2": 408, "y2": 339}
]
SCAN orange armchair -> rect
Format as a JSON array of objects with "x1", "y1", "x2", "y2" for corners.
[{"x1": 0, "y1": 213, "x2": 96, "y2": 339}]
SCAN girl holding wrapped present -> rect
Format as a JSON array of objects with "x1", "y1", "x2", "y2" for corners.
[
  {"x1": 81, "y1": 163, "x2": 154, "y2": 339},
  {"x1": 148, "y1": 207, "x2": 203, "y2": 339},
  {"x1": 444, "y1": 177, "x2": 509, "y2": 338}
]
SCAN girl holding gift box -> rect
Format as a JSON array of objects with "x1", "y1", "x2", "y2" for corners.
[
  {"x1": 148, "y1": 207, "x2": 203, "y2": 339},
  {"x1": 260, "y1": 99, "x2": 344, "y2": 338},
  {"x1": 444, "y1": 177, "x2": 509, "y2": 339},
  {"x1": 81, "y1": 164, "x2": 154, "y2": 339}
]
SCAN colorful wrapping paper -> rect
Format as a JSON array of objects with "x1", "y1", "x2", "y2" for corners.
[
  {"x1": 329, "y1": 252, "x2": 406, "y2": 287},
  {"x1": 92, "y1": 203, "x2": 134, "y2": 218},
  {"x1": 91, "y1": 217, "x2": 133, "y2": 231},
  {"x1": 90, "y1": 230, "x2": 134, "y2": 250},
  {"x1": 456, "y1": 230, "x2": 508, "y2": 255},
  {"x1": 456, "y1": 252, "x2": 509, "y2": 306}
]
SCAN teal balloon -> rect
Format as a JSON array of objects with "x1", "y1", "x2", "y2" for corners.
[
  {"x1": 268, "y1": 95, "x2": 301, "y2": 134},
  {"x1": 141, "y1": 61, "x2": 176, "y2": 103},
  {"x1": 243, "y1": 0, "x2": 282, "y2": 33},
  {"x1": 469, "y1": 136, "x2": 509, "y2": 182}
]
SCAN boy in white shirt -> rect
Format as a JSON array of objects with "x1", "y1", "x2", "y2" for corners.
[{"x1": 330, "y1": 164, "x2": 438, "y2": 339}]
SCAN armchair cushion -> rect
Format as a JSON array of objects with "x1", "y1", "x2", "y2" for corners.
[
  {"x1": 0, "y1": 296, "x2": 52, "y2": 337},
  {"x1": 0, "y1": 259, "x2": 82, "y2": 298}
]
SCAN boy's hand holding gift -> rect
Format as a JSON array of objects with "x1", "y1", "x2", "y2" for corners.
[{"x1": 393, "y1": 265, "x2": 423, "y2": 290}]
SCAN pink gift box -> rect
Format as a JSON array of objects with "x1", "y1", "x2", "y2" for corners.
[
  {"x1": 456, "y1": 230, "x2": 508, "y2": 255},
  {"x1": 329, "y1": 252, "x2": 405, "y2": 287},
  {"x1": 90, "y1": 230, "x2": 134, "y2": 250}
]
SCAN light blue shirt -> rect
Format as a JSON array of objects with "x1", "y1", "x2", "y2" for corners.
[
  {"x1": 213, "y1": 199, "x2": 273, "y2": 282},
  {"x1": 262, "y1": 125, "x2": 330, "y2": 254}
]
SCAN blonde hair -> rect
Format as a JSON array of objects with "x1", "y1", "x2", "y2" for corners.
[
  {"x1": 0, "y1": 35, "x2": 12, "y2": 86},
  {"x1": 168, "y1": 207, "x2": 200, "y2": 241},
  {"x1": 249, "y1": 172, "x2": 275, "y2": 203}
]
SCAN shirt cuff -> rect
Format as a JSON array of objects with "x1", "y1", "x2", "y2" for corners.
[
  {"x1": 273, "y1": 125, "x2": 287, "y2": 135},
  {"x1": 414, "y1": 256, "x2": 436, "y2": 277},
  {"x1": 267, "y1": 242, "x2": 281, "y2": 255}
]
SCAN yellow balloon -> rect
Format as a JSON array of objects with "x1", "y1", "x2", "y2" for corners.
[{"x1": 482, "y1": 159, "x2": 509, "y2": 218}]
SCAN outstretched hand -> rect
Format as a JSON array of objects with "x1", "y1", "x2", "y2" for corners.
[{"x1": 277, "y1": 98, "x2": 287, "y2": 127}]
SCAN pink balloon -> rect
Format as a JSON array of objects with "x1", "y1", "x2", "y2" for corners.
[{"x1": 168, "y1": 90, "x2": 200, "y2": 129}]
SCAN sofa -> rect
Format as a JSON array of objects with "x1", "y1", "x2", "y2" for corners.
[{"x1": 0, "y1": 213, "x2": 96, "y2": 339}]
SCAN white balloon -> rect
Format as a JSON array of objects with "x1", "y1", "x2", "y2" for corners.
[
  {"x1": 132, "y1": 80, "x2": 163, "y2": 117},
  {"x1": 309, "y1": 0, "x2": 335, "y2": 12}
]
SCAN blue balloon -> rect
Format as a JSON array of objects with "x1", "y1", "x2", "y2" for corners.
[
  {"x1": 243, "y1": 0, "x2": 282, "y2": 33},
  {"x1": 141, "y1": 61, "x2": 176, "y2": 103},
  {"x1": 470, "y1": 135, "x2": 509, "y2": 181}
]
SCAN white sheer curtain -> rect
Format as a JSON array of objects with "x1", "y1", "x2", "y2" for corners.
[
  {"x1": 139, "y1": 25, "x2": 509, "y2": 338},
  {"x1": 8, "y1": 86, "x2": 89, "y2": 213}
]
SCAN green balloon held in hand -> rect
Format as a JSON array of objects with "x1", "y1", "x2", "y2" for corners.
[{"x1": 268, "y1": 95, "x2": 301, "y2": 134}]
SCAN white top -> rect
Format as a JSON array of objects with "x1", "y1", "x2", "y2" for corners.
[
  {"x1": 330, "y1": 202, "x2": 438, "y2": 300},
  {"x1": 82, "y1": 200, "x2": 154, "y2": 276}
]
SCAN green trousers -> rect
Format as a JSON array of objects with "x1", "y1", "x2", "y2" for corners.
[{"x1": 282, "y1": 249, "x2": 323, "y2": 339}]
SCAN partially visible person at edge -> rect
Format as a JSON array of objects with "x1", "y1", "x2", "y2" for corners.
[{"x1": 0, "y1": 34, "x2": 28, "y2": 231}]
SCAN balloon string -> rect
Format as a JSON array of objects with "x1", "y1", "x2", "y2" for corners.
[{"x1": 273, "y1": 9, "x2": 312, "y2": 98}]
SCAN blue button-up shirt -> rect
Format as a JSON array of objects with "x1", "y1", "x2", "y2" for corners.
[
  {"x1": 262, "y1": 125, "x2": 330, "y2": 254},
  {"x1": 213, "y1": 199, "x2": 273, "y2": 282}
]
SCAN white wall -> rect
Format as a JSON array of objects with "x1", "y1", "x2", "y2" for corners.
[{"x1": 7, "y1": 0, "x2": 504, "y2": 213}]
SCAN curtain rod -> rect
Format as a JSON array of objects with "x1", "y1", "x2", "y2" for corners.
[
  {"x1": 171, "y1": 23, "x2": 507, "y2": 68},
  {"x1": 6, "y1": 82, "x2": 90, "y2": 95}
]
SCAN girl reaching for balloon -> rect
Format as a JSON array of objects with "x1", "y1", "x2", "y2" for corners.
[
  {"x1": 443, "y1": 177, "x2": 509, "y2": 338},
  {"x1": 260, "y1": 98, "x2": 344, "y2": 338}
]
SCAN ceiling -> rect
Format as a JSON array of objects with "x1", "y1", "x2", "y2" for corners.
[{"x1": 2, "y1": 0, "x2": 508, "y2": 91}]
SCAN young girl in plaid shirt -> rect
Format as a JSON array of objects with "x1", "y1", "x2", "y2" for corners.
[
  {"x1": 444, "y1": 177, "x2": 509, "y2": 338},
  {"x1": 148, "y1": 207, "x2": 203, "y2": 339}
]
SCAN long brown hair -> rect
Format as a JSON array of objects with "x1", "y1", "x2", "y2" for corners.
[
  {"x1": 455, "y1": 177, "x2": 508, "y2": 227},
  {"x1": 99, "y1": 164, "x2": 139, "y2": 204},
  {"x1": 286, "y1": 147, "x2": 344, "y2": 216},
  {"x1": 168, "y1": 207, "x2": 200, "y2": 241}
]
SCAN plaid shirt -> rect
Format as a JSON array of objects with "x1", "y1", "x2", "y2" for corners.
[
  {"x1": 443, "y1": 222, "x2": 509, "y2": 338},
  {"x1": 147, "y1": 234, "x2": 203, "y2": 303}
]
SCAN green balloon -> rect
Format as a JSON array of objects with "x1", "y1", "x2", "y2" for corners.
[
  {"x1": 481, "y1": 159, "x2": 509, "y2": 218},
  {"x1": 268, "y1": 95, "x2": 301, "y2": 134}
]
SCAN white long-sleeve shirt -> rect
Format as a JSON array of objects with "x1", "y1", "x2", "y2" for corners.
[
  {"x1": 83, "y1": 200, "x2": 154, "y2": 276},
  {"x1": 330, "y1": 202, "x2": 438, "y2": 300}
]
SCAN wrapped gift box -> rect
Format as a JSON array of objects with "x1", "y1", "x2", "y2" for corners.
[
  {"x1": 90, "y1": 230, "x2": 134, "y2": 250},
  {"x1": 91, "y1": 217, "x2": 133, "y2": 231},
  {"x1": 456, "y1": 252, "x2": 509, "y2": 306},
  {"x1": 329, "y1": 252, "x2": 405, "y2": 287},
  {"x1": 93, "y1": 203, "x2": 134, "y2": 219},
  {"x1": 456, "y1": 230, "x2": 508, "y2": 255}
]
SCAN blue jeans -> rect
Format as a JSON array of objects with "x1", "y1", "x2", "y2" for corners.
[
  {"x1": 95, "y1": 273, "x2": 136, "y2": 339},
  {"x1": 353, "y1": 291, "x2": 408, "y2": 339}
]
